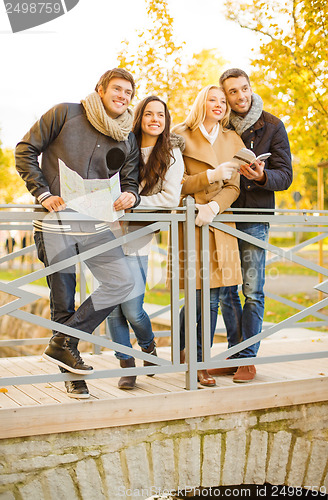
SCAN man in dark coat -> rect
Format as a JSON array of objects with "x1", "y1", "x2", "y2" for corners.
[
  {"x1": 209, "y1": 68, "x2": 292, "y2": 382},
  {"x1": 15, "y1": 68, "x2": 140, "y2": 398}
]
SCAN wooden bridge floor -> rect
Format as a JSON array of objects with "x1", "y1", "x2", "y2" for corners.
[{"x1": 0, "y1": 334, "x2": 327, "y2": 439}]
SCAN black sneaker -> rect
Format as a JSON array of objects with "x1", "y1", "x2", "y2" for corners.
[
  {"x1": 65, "y1": 380, "x2": 90, "y2": 399},
  {"x1": 42, "y1": 337, "x2": 93, "y2": 375}
]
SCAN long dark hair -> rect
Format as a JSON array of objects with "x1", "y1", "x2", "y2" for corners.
[{"x1": 132, "y1": 96, "x2": 173, "y2": 196}]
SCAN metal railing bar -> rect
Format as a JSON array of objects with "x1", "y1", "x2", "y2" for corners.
[
  {"x1": 264, "y1": 291, "x2": 328, "y2": 322},
  {"x1": 183, "y1": 197, "x2": 198, "y2": 390},
  {"x1": 8, "y1": 309, "x2": 172, "y2": 366},
  {"x1": 1, "y1": 204, "x2": 327, "y2": 214},
  {"x1": 147, "y1": 299, "x2": 184, "y2": 320},
  {"x1": 213, "y1": 297, "x2": 328, "y2": 360},
  {"x1": 0, "y1": 364, "x2": 188, "y2": 387},
  {"x1": 266, "y1": 233, "x2": 327, "y2": 265},
  {"x1": 5, "y1": 222, "x2": 167, "y2": 289},
  {"x1": 0, "y1": 245, "x2": 36, "y2": 264},
  {"x1": 200, "y1": 224, "x2": 211, "y2": 363},
  {"x1": 268, "y1": 227, "x2": 328, "y2": 232},
  {"x1": 214, "y1": 215, "x2": 328, "y2": 224},
  {"x1": 170, "y1": 218, "x2": 181, "y2": 365},
  {"x1": 212, "y1": 221, "x2": 328, "y2": 277},
  {"x1": 198, "y1": 350, "x2": 328, "y2": 370}
]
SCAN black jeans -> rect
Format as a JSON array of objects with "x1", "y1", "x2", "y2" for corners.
[{"x1": 34, "y1": 228, "x2": 134, "y2": 346}]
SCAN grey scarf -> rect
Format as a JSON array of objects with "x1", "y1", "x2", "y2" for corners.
[{"x1": 229, "y1": 93, "x2": 263, "y2": 136}]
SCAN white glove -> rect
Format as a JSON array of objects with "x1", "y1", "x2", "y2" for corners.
[
  {"x1": 195, "y1": 201, "x2": 220, "y2": 226},
  {"x1": 207, "y1": 161, "x2": 238, "y2": 183}
]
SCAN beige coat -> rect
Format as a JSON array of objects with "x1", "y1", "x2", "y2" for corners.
[{"x1": 177, "y1": 125, "x2": 245, "y2": 289}]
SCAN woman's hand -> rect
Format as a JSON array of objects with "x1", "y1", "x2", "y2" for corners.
[
  {"x1": 113, "y1": 192, "x2": 136, "y2": 211},
  {"x1": 195, "y1": 201, "x2": 220, "y2": 226},
  {"x1": 207, "y1": 161, "x2": 239, "y2": 183}
]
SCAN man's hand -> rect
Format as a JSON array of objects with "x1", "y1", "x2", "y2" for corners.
[
  {"x1": 207, "y1": 161, "x2": 239, "y2": 183},
  {"x1": 113, "y1": 192, "x2": 136, "y2": 211},
  {"x1": 42, "y1": 196, "x2": 66, "y2": 212},
  {"x1": 239, "y1": 160, "x2": 266, "y2": 183}
]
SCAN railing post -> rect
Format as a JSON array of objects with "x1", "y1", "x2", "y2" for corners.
[
  {"x1": 170, "y1": 216, "x2": 181, "y2": 366},
  {"x1": 183, "y1": 197, "x2": 198, "y2": 390},
  {"x1": 200, "y1": 225, "x2": 211, "y2": 363}
]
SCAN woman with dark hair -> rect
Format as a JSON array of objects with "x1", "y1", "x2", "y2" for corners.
[{"x1": 107, "y1": 96, "x2": 185, "y2": 389}]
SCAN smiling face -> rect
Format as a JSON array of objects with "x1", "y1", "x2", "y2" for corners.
[
  {"x1": 97, "y1": 77, "x2": 133, "y2": 119},
  {"x1": 222, "y1": 76, "x2": 253, "y2": 117},
  {"x1": 203, "y1": 88, "x2": 227, "y2": 131},
  {"x1": 141, "y1": 100, "x2": 166, "y2": 145}
]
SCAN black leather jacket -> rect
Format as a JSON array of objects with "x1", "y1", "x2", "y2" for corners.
[
  {"x1": 232, "y1": 110, "x2": 293, "y2": 211},
  {"x1": 15, "y1": 102, "x2": 140, "y2": 207}
]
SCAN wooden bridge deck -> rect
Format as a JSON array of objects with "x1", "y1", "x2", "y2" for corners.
[{"x1": 0, "y1": 333, "x2": 327, "y2": 439}]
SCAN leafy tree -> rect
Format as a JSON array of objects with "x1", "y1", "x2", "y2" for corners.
[
  {"x1": 172, "y1": 48, "x2": 227, "y2": 125},
  {"x1": 117, "y1": 0, "x2": 226, "y2": 125},
  {"x1": 117, "y1": 0, "x2": 185, "y2": 108},
  {"x1": 224, "y1": 0, "x2": 328, "y2": 209},
  {"x1": 0, "y1": 139, "x2": 26, "y2": 203}
]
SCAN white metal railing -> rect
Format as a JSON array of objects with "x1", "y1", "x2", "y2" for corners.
[{"x1": 0, "y1": 200, "x2": 327, "y2": 390}]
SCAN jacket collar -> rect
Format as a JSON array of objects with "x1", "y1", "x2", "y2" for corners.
[{"x1": 182, "y1": 126, "x2": 225, "y2": 169}]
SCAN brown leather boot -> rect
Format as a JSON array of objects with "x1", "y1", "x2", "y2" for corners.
[
  {"x1": 233, "y1": 365, "x2": 256, "y2": 383},
  {"x1": 208, "y1": 366, "x2": 237, "y2": 376},
  {"x1": 197, "y1": 369, "x2": 216, "y2": 387},
  {"x1": 141, "y1": 340, "x2": 157, "y2": 377},
  {"x1": 118, "y1": 358, "x2": 136, "y2": 389}
]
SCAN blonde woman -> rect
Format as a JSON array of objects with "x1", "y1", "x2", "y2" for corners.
[{"x1": 174, "y1": 85, "x2": 244, "y2": 387}]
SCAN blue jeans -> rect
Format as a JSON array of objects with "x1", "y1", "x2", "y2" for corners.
[
  {"x1": 219, "y1": 222, "x2": 269, "y2": 358},
  {"x1": 34, "y1": 228, "x2": 134, "y2": 346},
  {"x1": 180, "y1": 287, "x2": 221, "y2": 362},
  {"x1": 107, "y1": 255, "x2": 154, "y2": 360}
]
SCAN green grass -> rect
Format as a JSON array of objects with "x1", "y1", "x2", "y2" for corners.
[
  {"x1": 145, "y1": 284, "x2": 184, "y2": 305},
  {"x1": 0, "y1": 268, "x2": 48, "y2": 287},
  {"x1": 266, "y1": 262, "x2": 318, "y2": 276}
]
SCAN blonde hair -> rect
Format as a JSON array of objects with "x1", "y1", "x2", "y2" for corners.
[{"x1": 175, "y1": 85, "x2": 231, "y2": 133}]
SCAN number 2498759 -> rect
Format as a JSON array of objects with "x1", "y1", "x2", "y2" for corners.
[{"x1": 5, "y1": 3, "x2": 62, "y2": 14}]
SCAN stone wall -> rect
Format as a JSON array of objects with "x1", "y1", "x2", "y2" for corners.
[{"x1": 0, "y1": 402, "x2": 327, "y2": 500}]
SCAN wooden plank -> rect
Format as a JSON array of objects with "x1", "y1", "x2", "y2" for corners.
[
  {"x1": 133, "y1": 380, "x2": 170, "y2": 395},
  {"x1": 0, "y1": 390, "x2": 21, "y2": 408},
  {"x1": 25, "y1": 357, "x2": 89, "y2": 404},
  {"x1": 142, "y1": 375, "x2": 186, "y2": 392},
  {"x1": 1, "y1": 377, "x2": 327, "y2": 439},
  {"x1": 1, "y1": 385, "x2": 41, "y2": 407},
  {"x1": 159, "y1": 372, "x2": 187, "y2": 389},
  {"x1": 87, "y1": 379, "x2": 135, "y2": 399},
  {"x1": 0, "y1": 358, "x2": 62, "y2": 405},
  {"x1": 88, "y1": 353, "x2": 174, "y2": 396}
]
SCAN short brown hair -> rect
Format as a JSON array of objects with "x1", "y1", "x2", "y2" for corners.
[
  {"x1": 219, "y1": 68, "x2": 250, "y2": 87},
  {"x1": 95, "y1": 68, "x2": 136, "y2": 99}
]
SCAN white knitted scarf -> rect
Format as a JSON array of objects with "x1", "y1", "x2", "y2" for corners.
[{"x1": 81, "y1": 91, "x2": 133, "y2": 142}]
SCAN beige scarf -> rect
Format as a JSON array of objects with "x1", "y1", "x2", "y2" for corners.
[{"x1": 81, "y1": 91, "x2": 133, "y2": 142}]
